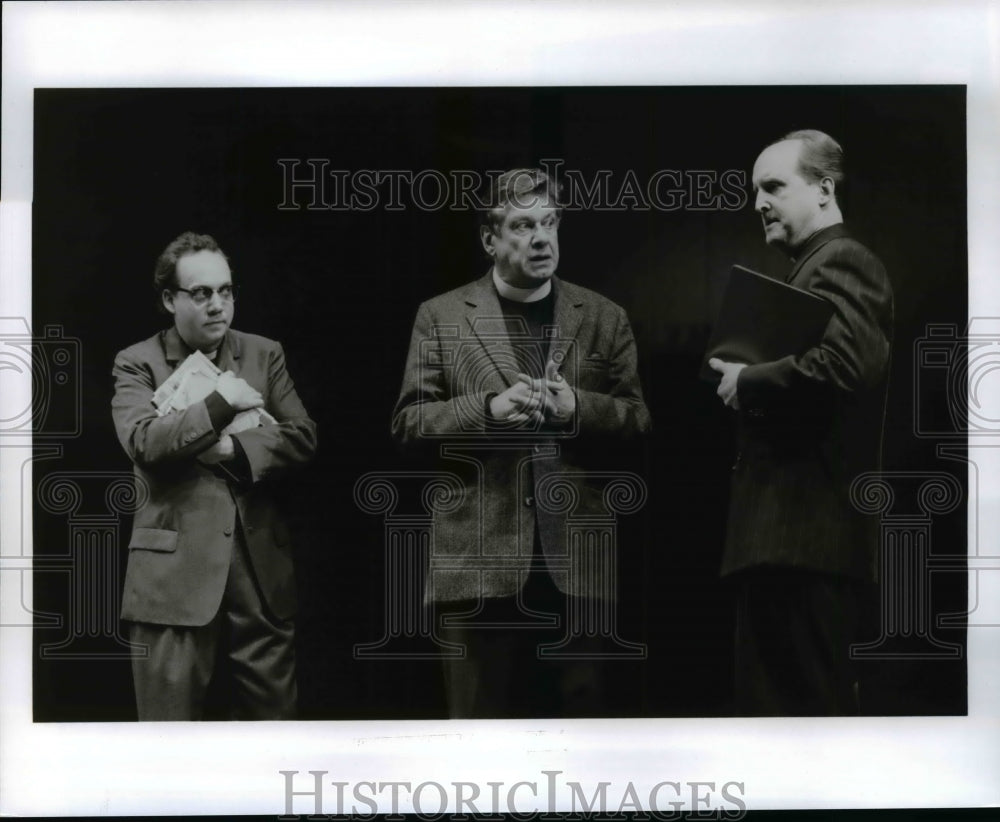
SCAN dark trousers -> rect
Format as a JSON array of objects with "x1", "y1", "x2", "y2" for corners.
[
  {"x1": 733, "y1": 566, "x2": 861, "y2": 716},
  {"x1": 128, "y1": 527, "x2": 296, "y2": 721},
  {"x1": 437, "y1": 568, "x2": 607, "y2": 719}
]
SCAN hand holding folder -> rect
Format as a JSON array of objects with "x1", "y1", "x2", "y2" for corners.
[{"x1": 701, "y1": 265, "x2": 834, "y2": 381}]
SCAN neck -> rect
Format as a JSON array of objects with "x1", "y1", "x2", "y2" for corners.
[
  {"x1": 176, "y1": 327, "x2": 221, "y2": 358},
  {"x1": 788, "y1": 209, "x2": 844, "y2": 257},
  {"x1": 492, "y1": 268, "x2": 552, "y2": 303}
]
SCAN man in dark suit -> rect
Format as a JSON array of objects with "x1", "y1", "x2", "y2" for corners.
[
  {"x1": 392, "y1": 168, "x2": 651, "y2": 717},
  {"x1": 709, "y1": 130, "x2": 893, "y2": 715},
  {"x1": 112, "y1": 231, "x2": 317, "y2": 720}
]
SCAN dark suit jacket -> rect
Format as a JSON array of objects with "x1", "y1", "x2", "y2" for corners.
[
  {"x1": 112, "y1": 327, "x2": 317, "y2": 625},
  {"x1": 721, "y1": 224, "x2": 893, "y2": 582},
  {"x1": 392, "y1": 274, "x2": 651, "y2": 602}
]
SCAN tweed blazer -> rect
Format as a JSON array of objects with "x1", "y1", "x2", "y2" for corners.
[
  {"x1": 721, "y1": 224, "x2": 894, "y2": 581},
  {"x1": 112, "y1": 327, "x2": 317, "y2": 625},
  {"x1": 392, "y1": 274, "x2": 651, "y2": 603}
]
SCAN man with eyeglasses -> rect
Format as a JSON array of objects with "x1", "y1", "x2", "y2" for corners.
[{"x1": 112, "y1": 231, "x2": 317, "y2": 720}]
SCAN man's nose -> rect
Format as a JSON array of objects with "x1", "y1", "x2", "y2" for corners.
[
  {"x1": 531, "y1": 225, "x2": 553, "y2": 244},
  {"x1": 206, "y1": 291, "x2": 225, "y2": 311},
  {"x1": 755, "y1": 190, "x2": 769, "y2": 212}
]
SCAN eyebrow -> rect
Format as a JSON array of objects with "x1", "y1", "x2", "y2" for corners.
[{"x1": 511, "y1": 213, "x2": 558, "y2": 223}]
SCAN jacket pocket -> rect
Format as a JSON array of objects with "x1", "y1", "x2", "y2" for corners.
[
  {"x1": 578, "y1": 356, "x2": 611, "y2": 391},
  {"x1": 580, "y1": 354, "x2": 610, "y2": 370},
  {"x1": 128, "y1": 527, "x2": 178, "y2": 552}
]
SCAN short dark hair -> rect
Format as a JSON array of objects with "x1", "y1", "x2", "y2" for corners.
[
  {"x1": 779, "y1": 129, "x2": 846, "y2": 197},
  {"x1": 152, "y1": 231, "x2": 228, "y2": 313},
  {"x1": 480, "y1": 168, "x2": 563, "y2": 233}
]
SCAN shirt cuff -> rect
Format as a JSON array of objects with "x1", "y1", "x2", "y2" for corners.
[
  {"x1": 228, "y1": 435, "x2": 253, "y2": 483},
  {"x1": 204, "y1": 390, "x2": 237, "y2": 434}
]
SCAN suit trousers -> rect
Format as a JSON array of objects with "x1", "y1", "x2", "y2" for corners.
[
  {"x1": 732, "y1": 566, "x2": 861, "y2": 716},
  {"x1": 437, "y1": 566, "x2": 607, "y2": 719},
  {"x1": 128, "y1": 523, "x2": 296, "y2": 721}
]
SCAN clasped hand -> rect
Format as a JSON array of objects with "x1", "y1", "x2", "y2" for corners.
[
  {"x1": 198, "y1": 434, "x2": 235, "y2": 464},
  {"x1": 199, "y1": 371, "x2": 262, "y2": 464},
  {"x1": 489, "y1": 359, "x2": 575, "y2": 425},
  {"x1": 216, "y1": 370, "x2": 264, "y2": 411}
]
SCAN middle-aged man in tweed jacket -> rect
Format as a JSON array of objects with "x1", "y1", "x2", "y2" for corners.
[{"x1": 393, "y1": 168, "x2": 651, "y2": 718}]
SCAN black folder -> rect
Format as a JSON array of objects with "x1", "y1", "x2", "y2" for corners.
[{"x1": 700, "y1": 264, "x2": 834, "y2": 380}]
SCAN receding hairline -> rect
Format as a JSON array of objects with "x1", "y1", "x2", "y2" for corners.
[
  {"x1": 752, "y1": 138, "x2": 805, "y2": 180},
  {"x1": 756, "y1": 137, "x2": 806, "y2": 162},
  {"x1": 755, "y1": 136, "x2": 835, "y2": 184}
]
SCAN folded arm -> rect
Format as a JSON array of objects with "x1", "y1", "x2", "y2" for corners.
[
  {"x1": 112, "y1": 343, "x2": 316, "y2": 481},
  {"x1": 228, "y1": 344, "x2": 317, "y2": 483},
  {"x1": 112, "y1": 352, "x2": 237, "y2": 467}
]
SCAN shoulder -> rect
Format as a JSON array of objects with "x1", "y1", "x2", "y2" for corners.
[
  {"x1": 807, "y1": 231, "x2": 886, "y2": 276},
  {"x1": 419, "y1": 278, "x2": 486, "y2": 313},
  {"x1": 229, "y1": 328, "x2": 284, "y2": 354},
  {"x1": 798, "y1": 232, "x2": 893, "y2": 312},
  {"x1": 557, "y1": 278, "x2": 628, "y2": 317},
  {"x1": 115, "y1": 331, "x2": 164, "y2": 365},
  {"x1": 796, "y1": 229, "x2": 890, "y2": 296}
]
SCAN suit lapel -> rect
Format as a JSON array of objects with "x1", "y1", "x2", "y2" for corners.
[
  {"x1": 465, "y1": 273, "x2": 521, "y2": 390},
  {"x1": 162, "y1": 326, "x2": 190, "y2": 366},
  {"x1": 549, "y1": 279, "x2": 584, "y2": 383},
  {"x1": 215, "y1": 330, "x2": 240, "y2": 373},
  {"x1": 787, "y1": 223, "x2": 850, "y2": 283}
]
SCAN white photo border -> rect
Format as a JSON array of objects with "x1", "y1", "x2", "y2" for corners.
[{"x1": 2, "y1": 0, "x2": 998, "y2": 815}]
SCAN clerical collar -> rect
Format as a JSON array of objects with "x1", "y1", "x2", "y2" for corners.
[
  {"x1": 492, "y1": 268, "x2": 552, "y2": 303},
  {"x1": 178, "y1": 333, "x2": 221, "y2": 361}
]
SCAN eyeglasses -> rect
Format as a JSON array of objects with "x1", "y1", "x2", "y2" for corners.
[{"x1": 172, "y1": 284, "x2": 238, "y2": 305}]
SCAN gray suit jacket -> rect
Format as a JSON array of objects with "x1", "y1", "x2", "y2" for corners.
[
  {"x1": 392, "y1": 274, "x2": 651, "y2": 602},
  {"x1": 722, "y1": 224, "x2": 894, "y2": 581},
  {"x1": 113, "y1": 327, "x2": 317, "y2": 625}
]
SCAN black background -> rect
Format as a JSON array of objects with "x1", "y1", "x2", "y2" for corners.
[{"x1": 31, "y1": 86, "x2": 967, "y2": 720}]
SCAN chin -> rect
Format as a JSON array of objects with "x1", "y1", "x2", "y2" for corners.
[{"x1": 200, "y1": 330, "x2": 227, "y2": 346}]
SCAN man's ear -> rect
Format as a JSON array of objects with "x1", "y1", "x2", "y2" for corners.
[
  {"x1": 818, "y1": 176, "x2": 836, "y2": 206},
  {"x1": 161, "y1": 289, "x2": 176, "y2": 316},
  {"x1": 480, "y1": 224, "x2": 496, "y2": 257}
]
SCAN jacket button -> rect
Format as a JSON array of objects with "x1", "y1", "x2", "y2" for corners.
[
  {"x1": 223, "y1": 526, "x2": 233, "y2": 536},
  {"x1": 525, "y1": 495, "x2": 535, "y2": 507}
]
